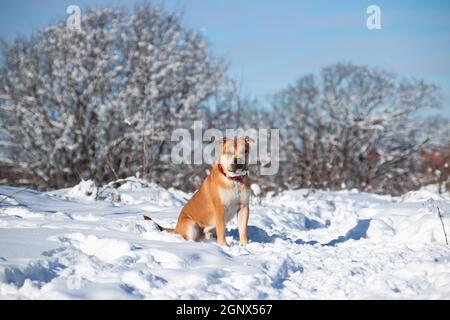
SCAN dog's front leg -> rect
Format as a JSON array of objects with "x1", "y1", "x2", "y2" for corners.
[
  {"x1": 215, "y1": 217, "x2": 228, "y2": 246},
  {"x1": 237, "y1": 204, "x2": 249, "y2": 246},
  {"x1": 214, "y1": 208, "x2": 228, "y2": 247}
]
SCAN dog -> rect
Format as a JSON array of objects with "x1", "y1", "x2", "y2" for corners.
[{"x1": 144, "y1": 136, "x2": 252, "y2": 246}]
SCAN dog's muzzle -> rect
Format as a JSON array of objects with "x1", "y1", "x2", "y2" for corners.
[{"x1": 231, "y1": 158, "x2": 248, "y2": 172}]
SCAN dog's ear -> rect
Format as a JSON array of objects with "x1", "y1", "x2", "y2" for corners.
[
  {"x1": 216, "y1": 137, "x2": 227, "y2": 147},
  {"x1": 211, "y1": 137, "x2": 227, "y2": 151},
  {"x1": 212, "y1": 137, "x2": 227, "y2": 146},
  {"x1": 244, "y1": 136, "x2": 255, "y2": 143}
]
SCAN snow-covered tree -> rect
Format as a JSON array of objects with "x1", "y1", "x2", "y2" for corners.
[
  {"x1": 273, "y1": 63, "x2": 441, "y2": 195},
  {"x1": 0, "y1": 5, "x2": 223, "y2": 189}
]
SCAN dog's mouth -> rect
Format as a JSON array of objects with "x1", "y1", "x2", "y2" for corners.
[
  {"x1": 227, "y1": 166, "x2": 249, "y2": 176},
  {"x1": 227, "y1": 170, "x2": 248, "y2": 177}
]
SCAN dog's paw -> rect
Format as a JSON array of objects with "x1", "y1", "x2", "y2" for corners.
[
  {"x1": 217, "y1": 240, "x2": 230, "y2": 247},
  {"x1": 239, "y1": 240, "x2": 248, "y2": 246}
]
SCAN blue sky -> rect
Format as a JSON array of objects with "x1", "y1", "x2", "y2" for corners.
[{"x1": 1, "y1": 0, "x2": 449, "y2": 117}]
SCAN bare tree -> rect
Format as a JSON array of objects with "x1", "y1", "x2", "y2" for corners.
[{"x1": 273, "y1": 63, "x2": 441, "y2": 195}]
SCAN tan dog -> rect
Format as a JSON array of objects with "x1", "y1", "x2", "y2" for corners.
[{"x1": 145, "y1": 136, "x2": 252, "y2": 246}]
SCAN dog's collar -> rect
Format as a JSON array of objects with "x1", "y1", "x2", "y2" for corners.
[{"x1": 218, "y1": 164, "x2": 247, "y2": 183}]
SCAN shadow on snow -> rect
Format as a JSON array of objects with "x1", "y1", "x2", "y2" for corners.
[{"x1": 228, "y1": 219, "x2": 371, "y2": 247}]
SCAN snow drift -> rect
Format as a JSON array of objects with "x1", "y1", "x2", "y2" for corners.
[{"x1": 0, "y1": 179, "x2": 449, "y2": 299}]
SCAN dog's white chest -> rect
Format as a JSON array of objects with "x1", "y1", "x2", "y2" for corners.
[{"x1": 220, "y1": 183, "x2": 250, "y2": 223}]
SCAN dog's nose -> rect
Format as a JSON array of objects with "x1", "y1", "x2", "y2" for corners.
[{"x1": 233, "y1": 158, "x2": 246, "y2": 170}]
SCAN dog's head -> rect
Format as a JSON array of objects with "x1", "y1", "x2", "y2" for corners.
[{"x1": 218, "y1": 136, "x2": 253, "y2": 177}]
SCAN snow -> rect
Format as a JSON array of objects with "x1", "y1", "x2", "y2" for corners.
[{"x1": 1, "y1": 181, "x2": 450, "y2": 299}]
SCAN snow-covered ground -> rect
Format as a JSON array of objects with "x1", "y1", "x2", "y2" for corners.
[{"x1": 1, "y1": 178, "x2": 449, "y2": 299}]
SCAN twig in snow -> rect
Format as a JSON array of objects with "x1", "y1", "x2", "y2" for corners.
[
  {"x1": 436, "y1": 206, "x2": 449, "y2": 246},
  {"x1": 427, "y1": 199, "x2": 449, "y2": 246}
]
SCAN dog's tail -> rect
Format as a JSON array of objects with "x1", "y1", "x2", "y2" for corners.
[{"x1": 143, "y1": 215, "x2": 175, "y2": 233}]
